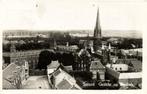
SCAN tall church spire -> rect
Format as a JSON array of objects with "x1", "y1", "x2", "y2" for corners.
[{"x1": 94, "y1": 8, "x2": 101, "y2": 39}]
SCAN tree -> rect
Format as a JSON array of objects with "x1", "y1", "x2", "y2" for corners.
[{"x1": 37, "y1": 50, "x2": 53, "y2": 70}]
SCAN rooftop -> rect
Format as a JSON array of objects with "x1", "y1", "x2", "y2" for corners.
[
  {"x1": 119, "y1": 72, "x2": 142, "y2": 79},
  {"x1": 51, "y1": 68, "x2": 81, "y2": 89},
  {"x1": 3, "y1": 63, "x2": 21, "y2": 79},
  {"x1": 57, "y1": 79, "x2": 72, "y2": 89},
  {"x1": 22, "y1": 76, "x2": 50, "y2": 89},
  {"x1": 47, "y1": 61, "x2": 60, "y2": 69},
  {"x1": 90, "y1": 60, "x2": 105, "y2": 70},
  {"x1": 3, "y1": 63, "x2": 22, "y2": 89}
]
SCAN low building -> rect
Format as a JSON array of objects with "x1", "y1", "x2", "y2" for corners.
[
  {"x1": 105, "y1": 66, "x2": 142, "y2": 89},
  {"x1": 47, "y1": 61, "x2": 81, "y2": 89},
  {"x1": 90, "y1": 60, "x2": 105, "y2": 80},
  {"x1": 3, "y1": 61, "x2": 29, "y2": 89},
  {"x1": 106, "y1": 64, "x2": 129, "y2": 72},
  {"x1": 48, "y1": 68, "x2": 82, "y2": 90},
  {"x1": 119, "y1": 72, "x2": 142, "y2": 86},
  {"x1": 56, "y1": 45, "x2": 78, "y2": 53},
  {"x1": 115, "y1": 59, "x2": 142, "y2": 72}
]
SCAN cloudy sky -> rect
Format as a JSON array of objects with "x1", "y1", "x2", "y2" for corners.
[{"x1": 0, "y1": 0, "x2": 146, "y2": 32}]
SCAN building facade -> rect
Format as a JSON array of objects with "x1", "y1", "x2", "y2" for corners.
[{"x1": 90, "y1": 60, "x2": 105, "y2": 80}]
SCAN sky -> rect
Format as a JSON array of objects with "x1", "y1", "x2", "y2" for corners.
[{"x1": 0, "y1": 0, "x2": 146, "y2": 33}]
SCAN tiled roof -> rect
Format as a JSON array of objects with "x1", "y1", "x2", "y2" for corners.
[
  {"x1": 50, "y1": 68, "x2": 82, "y2": 89},
  {"x1": 57, "y1": 79, "x2": 72, "y2": 89},
  {"x1": 3, "y1": 78, "x2": 16, "y2": 89},
  {"x1": 90, "y1": 60, "x2": 105, "y2": 70},
  {"x1": 131, "y1": 60, "x2": 142, "y2": 71},
  {"x1": 3, "y1": 63, "x2": 22, "y2": 89},
  {"x1": 3, "y1": 63, "x2": 20, "y2": 79}
]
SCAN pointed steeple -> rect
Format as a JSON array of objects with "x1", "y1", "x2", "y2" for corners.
[{"x1": 94, "y1": 8, "x2": 101, "y2": 39}]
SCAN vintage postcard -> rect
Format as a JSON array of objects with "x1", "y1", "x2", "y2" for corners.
[{"x1": 0, "y1": 0, "x2": 146, "y2": 94}]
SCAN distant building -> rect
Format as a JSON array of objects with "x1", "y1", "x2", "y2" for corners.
[
  {"x1": 3, "y1": 43, "x2": 54, "y2": 75},
  {"x1": 55, "y1": 45, "x2": 78, "y2": 53},
  {"x1": 79, "y1": 40, "x2": 94, "y2": 54},
  {"x1": 107, "y1": 38, "x2": 122, "y2": 44},
  {"x1": 3, "y1": 30, "x2": 50, "y2": 39},
  {"x1": 90, "y1": 60, "x2": 105, "y2": 80}
]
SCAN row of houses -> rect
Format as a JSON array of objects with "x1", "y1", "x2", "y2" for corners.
[{"x1": 105, "y1": 59, "x2": 142, "y2": 89}]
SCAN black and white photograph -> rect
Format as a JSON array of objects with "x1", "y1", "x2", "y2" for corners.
[{"x1": 1, "y1": 0, "x2": 145, "y2": 92}]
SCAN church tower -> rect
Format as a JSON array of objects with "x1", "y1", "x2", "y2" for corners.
[
  {"x1": 93, "y1": 8, "x2": 102, "y2": 51},
  {"x1": 94, "y1": 8, "x2": 102, "y2": 38}
]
